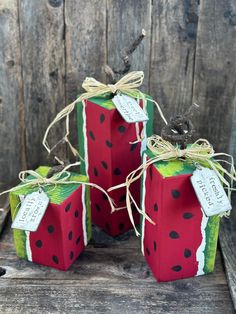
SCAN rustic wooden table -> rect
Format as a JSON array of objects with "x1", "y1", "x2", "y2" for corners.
[{"x1": 0, "y1": 194, "x2": 235, "y2": 314}]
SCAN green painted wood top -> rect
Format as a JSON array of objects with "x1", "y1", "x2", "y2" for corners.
[
  {"x1": 10, "y1": 166, "x2": 88, "y2": 205},
  {"x1": 145, "y1": 149, "x2": 196, "y2": 178},
  {"x1": 77, "y1": 93, "x2": 153, "y2": 110}
]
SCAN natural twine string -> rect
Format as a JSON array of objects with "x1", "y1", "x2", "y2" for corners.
[
  {"x1": 0, "y1": 162, "x2": 119, "y2": 213},
  {"x1": 108, "y1": 135, "x2": 236, "y2": 236},
  {"x1": 42, "y1": 71, "x2": 168, "y2": 164}
]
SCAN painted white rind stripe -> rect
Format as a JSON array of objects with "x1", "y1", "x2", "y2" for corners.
[
  {"x1": 196, "y1": 208, "x2": 209, "y2": 276},
  {"x1": 141, "y1": 154, "x2": 147, "y2": 255},
  {"x1": 82, "y1": 184, "x2": 88, "y2": 246},
  {"x1": 25, "y1": 231, "x2": 32, "y2": 261},
  {"x1": 82, "y1": 100, "x2": 89, "y2": 177}
]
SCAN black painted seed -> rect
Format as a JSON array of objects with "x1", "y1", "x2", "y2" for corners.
[
  {"x1": 183, "y1": 212, "x2": 194, "y2": 219},
  {"x1": 149, "y1": 167, "x2": 153, "y2": 181},
  {"x1": 48, "y1": 0, "x2": 62, "y2": 8},
  {"x1": 106, "y1": 140, "x2": 112, "y2": 148},
  {"x1": 119, "y1": 194, "x2": 126, "y2": 202},
  {"x1": 146, "y1": 247, "x2": 150, "y2": 256},
  {"x1": 65, "y1": 202, "x2": 71, "y2": 212},
  {"x1": 94, "y1": 167, "x2": 98, "y2": 176},
  {"x1": 114, "y1": 168, "x2": 121, "y2": 176},
  {"x1": 119, "y1": 223, "x2": 124, "y2": 230},
  {"x1": 52, "y1": 255, "x2": 59, "y2": 264},
  {"x1": 184, "y1": 249, "x2": 192, "y2": 258},
  {"x1": 47, "y1": 225, "x2": 54, "y2": 233},
  {"x1": 70, "y1": 251, "x2": 74, "y2": 260},
  {"x1": 154, "y1": 241, "x2": 157, "y2": 251},
  {"x1": 35, "y1": 240, "x2": 42, "y2": 248},
  {"x1": 68, "y1": 231, "x2": 73, "y2": 240},
  {"x1": 74, "y1": 210, "x2": 79, "y2": 218},
  {"x1": 169, "y1": 231, "x2": 180, "y2": 239},
  {"x1": 95, "y1": 203, "x2": 101, "y2": 212},
  {"x1": 118, "y1": 126, "x2": 126, "y2": 133},
  {"x1": 172, "y1": 265, "x2": 182, "y2": 272},
  {"x1": 89, "y1": 130, "x2": 95, "y2": 141},
  {"x1": 100, "y1": 113, "x2": 105, "y2": 123},
  {"x1": 105, "y1": 223, "x2": 110, "y2": 231},
  {"x1": 0, "y1": 267, "x2": 6, "y2": 277},
  {"x1": 102, "y1": 193, "x2": 108, "y2": 201},
  {"x1": 101, "y1": 161, "x2": 108, "y2": 169},
  {"x1": 130, "y1": 143, "x2": 138, "y2": 152},
  {"x1": 76, "y1": 236, "x2": 81, "y2": 245},
  {"x1": 154, "y1": 203, "x2": 158, "y2": 212},
  {"x1": 172, "y1": 190, "x2": 181, "y2": 198}
]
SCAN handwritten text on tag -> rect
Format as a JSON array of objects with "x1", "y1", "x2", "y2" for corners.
[
  {"x1": 112, "y1": 93, "x2": 149, "y2": 123},
  {"x1": 12, "y1": 189, "x2": 50, "y2": 232},
  {"x1": 190, "y1": 166, "x2": 232, "y2": 216}
]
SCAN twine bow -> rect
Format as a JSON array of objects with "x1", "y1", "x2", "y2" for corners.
[
  {"x1": 108, "y1": 135, "x2": 236, "y2": 236},
  {"x1": 42, "y1": 71, "x2": 167, "y2": 164},
  {"x1": 0, "y1": 162, "x2": 117, "y2": 213}
]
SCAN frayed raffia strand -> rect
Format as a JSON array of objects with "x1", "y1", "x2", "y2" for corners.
[
  {"x1": 0, "y1": 162, "x2": 119, "y2": 214},
  {"x1": 108, "y1": 135, "x2": 236, "y2": 236},
  {"x1": 42, "y1": 71, "x2": 168, "y2": 163}
]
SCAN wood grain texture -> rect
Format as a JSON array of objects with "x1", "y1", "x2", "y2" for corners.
[
  {"x1": 107, "y1": 0, "x2": 152, "y2": 91},
  {"x1": 219, "y1": 194, "x2": 236, "y2": 310},
  {"x1": 18, "y1": 0, "x2": 66, "y2": 168},
  {"x1": 0, "y1": 0, "x2": 24, "y2": 183},
  {"x1": 65, "y1": 0, "x2": 107, "y2": 149},
  {"x1": 149, "y1": 0, "x2": 199, "y2": 132},
  {"x1": 192, "y1": 0, "x2": 236, "y2": 153},
  {"x1": 0, "y1": 222, "x2": 234, "y2": 314},
  {"x1": 0, "y1": 192, "x2": 9, "y2": 235}
]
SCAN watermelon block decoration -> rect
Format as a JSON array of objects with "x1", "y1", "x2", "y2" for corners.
[
  {"x1": 140, "y1": 150, "x2": 220, "y2": 282},
  {"x1": 77, "y1": 95, "x2": 153, "y2": 236},
  {"x1": 10, "y1": 166, "x2": 91, "y2": 271}
]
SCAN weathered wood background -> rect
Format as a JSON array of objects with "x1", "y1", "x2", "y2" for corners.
[{"x1": 0, "y1": 0, "x2": 236, "y2": 183}]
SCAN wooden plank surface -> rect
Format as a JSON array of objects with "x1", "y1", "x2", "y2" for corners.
[
  {"x1": 0, "y1": 222, "x2": 234, "y2": 313},
  {"x1": 0, "y1": 0, "x2": 24, "y2": 183},
  {"x1": 65, "y1": 0, "x2": 107, "y2": 149},
  {"x1": 220, "y1": 193, "x2": 236, "y2": 310},
  {"x1": 18, "y1": 0, "x2": 66, "y2": 168},
  {"x1": 192, "y1": 0, "x2": 236, "y2": 153},
  {"x1": 0, "y1": 191, "x2": 9, "y2": 235},
  {"x1": 149, "y1": 0, "x2": 199, "y2": 131},
  {"x1": 107, "y1": 0, "x2": 152, "y2": 91}
]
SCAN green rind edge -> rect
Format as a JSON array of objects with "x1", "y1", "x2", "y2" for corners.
[
  {"x1": 9, "y1": 193, "x2": 27, "y2": 259},
  {"x1": 203, "y1": 214, "x2": 220, "y2": 273},
  {"x1": 145, "y1": 96, "x2": 154, "y2": 136}
]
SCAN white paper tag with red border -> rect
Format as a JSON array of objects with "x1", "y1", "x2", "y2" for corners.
[
  {"x1": 190, "y1": 166, "x2": 232, "y2": 216},
  {"x1": 11, "y1": 189, "x2": 50, "y2": 232},
  {"x1": 112, "y1": 93, "x2": 149, "y2": 123}
]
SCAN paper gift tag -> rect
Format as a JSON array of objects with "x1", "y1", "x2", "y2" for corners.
[
  {"x1": 190, "y1": 166, "x2": 232, "y2": 216},
  {"x1": 112, "y1": 93, "x2": 149, "y2": 123},
  {"x1": 12, "y1": 188, "x2": 50, "y2": 232}
]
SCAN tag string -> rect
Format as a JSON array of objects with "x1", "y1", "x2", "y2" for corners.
[
  {"x1": 108, "y1": 135, "x2": 236, "y2": 236},
  {"x1": 0, "y1": 162, "x2": 120, "y2": 214},
  {"x1": 42, "y1": 71, "x2": 168, "y2": 164}
]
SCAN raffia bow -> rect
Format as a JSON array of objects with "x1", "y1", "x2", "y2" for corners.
[
  {"x1": 0, "y1": 162, "x2": 117, "y2": 213},
  {"x1": 42, "y1": 71, "x2": 167, "y2": 164},
  {"x1": 108, "y1": 135, "x2": 236, "y2": 236}
]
